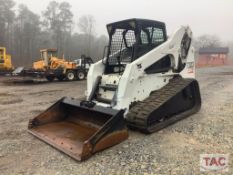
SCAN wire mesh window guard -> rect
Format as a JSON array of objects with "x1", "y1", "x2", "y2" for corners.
[
  {"x1": 108, "y1": 29, "x2": 136, "y2": 65},
  {"x1": 152, "y1": 28, "x2": 164, "y2": 44},
  {"x1": 141, "y1": 30, "x2": 149, "y2": 44},
  {"x1": 107, "y1": 26, "x2": 165, "y2": 66},
  {"x1": 140, "y1": 27, "x2": 164, "y2": 45}
]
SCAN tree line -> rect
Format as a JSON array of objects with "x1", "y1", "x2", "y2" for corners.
[
  {"x1": 0, "y1": 0, "x2": 232, "y2": 67},
  {"x1": 0, "y1": 0, "x2": 108, "y2": 67}
]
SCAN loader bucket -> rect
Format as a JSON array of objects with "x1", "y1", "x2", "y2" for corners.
[{"x1": 28, "y1": 97, "x2": 128, "y2": 161}]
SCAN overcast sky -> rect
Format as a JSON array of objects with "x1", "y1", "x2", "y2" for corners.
[{"x1": 15, "y1": 0, "x2": 233, "y2": 42}]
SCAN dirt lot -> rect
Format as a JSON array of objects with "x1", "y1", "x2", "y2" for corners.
[{"x1": 0, "y1": 66, "x2": 233, "y2": 175}]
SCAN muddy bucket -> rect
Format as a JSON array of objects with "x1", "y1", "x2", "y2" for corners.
[{"x1": 28, "y1": 97, "x2": 128, "y2": 161}]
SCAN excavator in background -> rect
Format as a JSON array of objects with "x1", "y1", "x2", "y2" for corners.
[
  {"x1": 0, "y1": 47, "x2": 14, "y2": 74},
  {"x1": 30, "y1": 48, "x2": 93, "y2": 81},
  {"x1": 28, "y1": 19, "x2": 201, "y2": 161}
]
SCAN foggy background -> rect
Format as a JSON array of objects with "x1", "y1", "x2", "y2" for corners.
[{"x1": 1, "y1": 0, "x2": 233, "y2": 66}]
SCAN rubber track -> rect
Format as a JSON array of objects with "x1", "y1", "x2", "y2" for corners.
[{"x1": 126, "y1": 77, "x2": 199, "y2": 133}]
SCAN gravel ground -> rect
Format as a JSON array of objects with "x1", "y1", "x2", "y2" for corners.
[{"x1": 0, "y1": 66, "x2": 233, "y2": 174}]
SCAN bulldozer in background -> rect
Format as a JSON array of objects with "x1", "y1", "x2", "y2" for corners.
[
  {"x1": 28, "y1": 18, "x2": 201, "y2": 161},
  {"x1": 31, "y1": 48, "x2": 93, "y2": 81},
  {"x1": 0, "y1": 47, "x2": 14, "y2": 74}
]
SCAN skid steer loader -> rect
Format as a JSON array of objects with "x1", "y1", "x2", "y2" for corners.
[{"x1": 28, "y1": 19, "x2": 201, "y2": 161}]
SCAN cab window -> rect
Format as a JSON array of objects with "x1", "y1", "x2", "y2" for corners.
[{"x1": 140, "y1": 27, "x2": 165, "y2": 45}]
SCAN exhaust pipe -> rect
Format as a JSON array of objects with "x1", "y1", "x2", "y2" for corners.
[{"x1": 28, "y1": 97, "x2": 128, "y2": 161}]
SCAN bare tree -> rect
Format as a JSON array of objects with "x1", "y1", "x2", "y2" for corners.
[
  {"x1": 193, "y1": 34, "x2": 221, "y2": 49},
  {"x1": 78, "y1": 15, "x2": 96, "y2": 55},
  {"x1": 78, "y1": 15, "x2": 95, "y2": 35},
  {"x1": 43, "y1": 1, "x2": 73, "y2": 56}
]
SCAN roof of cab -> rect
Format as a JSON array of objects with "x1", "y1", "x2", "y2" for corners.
[{"x1": 106, "y1": 18, "x2": 166, "y2": 33}]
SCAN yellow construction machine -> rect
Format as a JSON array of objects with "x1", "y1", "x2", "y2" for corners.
[
  {"x1": 0, "y1": 47, "x2": 13, "y2": 73},
  {"x1": 31, "y1": 49, "x2": 93, "y2": 81}
]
